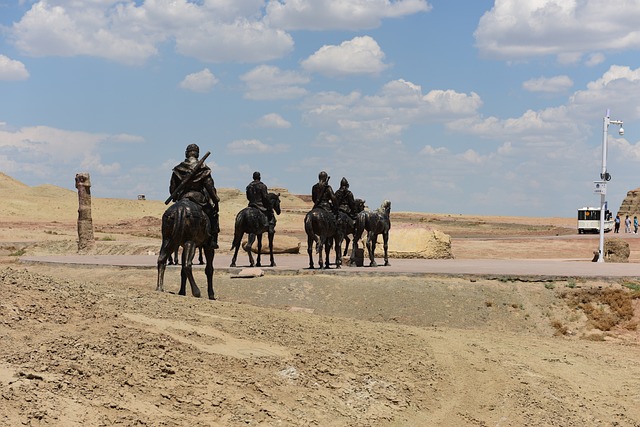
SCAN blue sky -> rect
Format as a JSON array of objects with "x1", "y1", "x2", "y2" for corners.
[{"x1": 2, "y1": 0, "x2": 640, "y2": 217}]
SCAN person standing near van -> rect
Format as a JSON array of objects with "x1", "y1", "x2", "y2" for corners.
[
  {"x1": 625, "y1": 215, "x2": 631, "y2": 233},
  {"x1": 615, "y1": 214, "x2": 621, "y2": 233}
]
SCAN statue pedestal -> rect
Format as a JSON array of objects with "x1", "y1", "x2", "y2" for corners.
[{"x1": 353, "y1": 248, "x2": 364, "y2": 267}]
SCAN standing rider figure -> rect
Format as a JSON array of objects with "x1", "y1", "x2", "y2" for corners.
[
  {"x1": 246, "y1": 171, "x2": 274, "y2": 232},
  {"x1": 169, "y1": 143, "x2": 220, "y2": 249},
  {"x1": 312, "y1": 171, "x2": 337, "y2": 213}
]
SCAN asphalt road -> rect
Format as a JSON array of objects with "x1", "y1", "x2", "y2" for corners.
[{"x1": 19, "y1": 253, "x2": 640, "y2": 279}]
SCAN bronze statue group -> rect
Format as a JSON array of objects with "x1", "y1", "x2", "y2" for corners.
[{"x1": 156, "y1": 144, "x2": 391, "y2": 300}]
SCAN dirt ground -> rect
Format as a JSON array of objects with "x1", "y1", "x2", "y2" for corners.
[{"x1": 2, "y1": 174, "x2": 640, "y2": 426}]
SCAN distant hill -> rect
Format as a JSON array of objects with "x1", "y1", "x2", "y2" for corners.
[{"x1": 0, "y1": 172, "x2": 29, "y2": 191}]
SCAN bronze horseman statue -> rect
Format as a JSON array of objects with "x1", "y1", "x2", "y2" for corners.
[
  {"x1": 305, "y1": 171, "x2": 344, "y2": 269},
  {"x1": 168, "y1": 143, "x2": 220, "y2": 249},
  {"x1": 156, "y1": 144, "x2": 218, "y2": 300},
  {"x1": 230, "y1": 171, "x2": 281, "y2": 267}
]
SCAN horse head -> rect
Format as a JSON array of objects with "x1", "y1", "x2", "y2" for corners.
[
  {"x1": 382, "y1": 200, "x2": 391, "y2": 217},
  {"x1": 354, "y1": 198, "x2": 366, "y2": 214},
  {"x1": 269, "y1": 192, "x2": 282, "y2": 215}
]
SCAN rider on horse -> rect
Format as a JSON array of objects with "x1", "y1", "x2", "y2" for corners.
[
  {"x1": 246, "y1": 171, "x2": 274, "y2": 232},
  {"x1": 311, "y1": 171, "x2": 337, "y2": 213},
  {"x1": 334, "y1": 177, "x2": 358, "y2": 228},
  {"x1": 169, "y1": 143, "x2": 220, "y2": 249}
]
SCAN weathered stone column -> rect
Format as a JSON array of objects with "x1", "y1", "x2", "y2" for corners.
[{"x1": 75, "y1": 172, "x2": 95, "y2": 254}]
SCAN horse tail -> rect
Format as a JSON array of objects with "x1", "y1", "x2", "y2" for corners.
[
  {"x1": 230, "y1": 210, "x2": 244, "y2": 251},
  {"x1": 304, "y1": 210, "x2": 321, "y2": 253}
]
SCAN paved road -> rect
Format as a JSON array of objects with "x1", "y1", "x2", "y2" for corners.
[{"x1": 19, "y1": 253, "x2": 640, "y2": 279}]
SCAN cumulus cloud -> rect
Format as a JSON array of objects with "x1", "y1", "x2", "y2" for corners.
[
  {"x1": 301, "y1": 36, "x2": 389, "y2": 77},
  {"x1": 227, "y1": 139, "x2": 288, "y2": 154},
  {"x1": 522, "y1": 75, "x2": 573, "y2": 93},
  {"x1": 445, "y1": 65, "x2": 640, "y2": 169},
  {"x1": 179, "y1": 68, "x2": 219, "y2": 93},
  {"x1": 256, "y1": 113, "x2": 292, "y2": 128},
  {"x1": 299, "y1": 78, "x2": 482, "y2": 149},
  {"x1": 0, "y1": 125, "x2": 128, "y2": 179},
  {"x1": 0, "y1": 55, "x2": 29, "y2": 80},
  {"x1": 303, "y1": 79, "x2": 482, "y2": 133},
  {"x1": 174, "y1": 20, "x2": 293, "y2": 63},
  {"x1": 585, "y1": 52, "x2": 605, "y2": 67},
  {"x1": 474, "y1": 0, "x2": 640, "y2": 61},
  {"x1": 240, "y1": 65, "x2": 309, "y2": 100},
  {"x1": 266, "y1": 0, "x2": 431, "y2": 30},
  {"x1": 10, "y1": 0, "x2": 293, "y2": 65}
]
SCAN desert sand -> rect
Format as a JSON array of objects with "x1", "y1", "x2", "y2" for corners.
[{"x1": 1, "y1": 172, "x2": 640, "y2": 426}]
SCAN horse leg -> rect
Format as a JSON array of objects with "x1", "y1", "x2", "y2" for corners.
[
  {"x1": 255, "y1": 233, "x2": 263, "y2": 267},
  {"x1": 203, "y1": 246, "x2": 215, "y2": 300},
  {"x1": 334, "y1": 237, "x2": 342, "y2": 269},
  {"x1": 198, "y1": 247, "x2": 204, "y2": 265},
  {"x1": 181, "y1": 241, "x2": 201, "y2": 298},
  {"x1": 343, "y1": 236, "x2": 350, "y2": 257},
  {"x1": 307, "y1": 234, "x2": 315, "y2": 269},
  {"x1": 246, "y1": 233, "x2": 256, "y2": 267},
  {"x1": 156, "y1": 239, "x2": 171, "y2": 292},
  {"x1": 383, "y1": 231, "x2": 390, "y2": 266},
  {"x1": 230, "y1": 231, "x2": 243, "y2": 267},
  {"x1": 268, "y1": 230, "x2": 276, "y2": 267},
  {"x1": 367, "y1": 233, "x2": 378, "y2": 267},
  {"x1": 318, "y1": 237, "x2": 329, "y2": 270}
]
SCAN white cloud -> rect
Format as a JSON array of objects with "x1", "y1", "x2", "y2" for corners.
[
  {"x1": 522, "y1": 75, "x2": 573, "y2": 93},
  {"x1": 475, "y1": 0, "x2": 640, "y2": 61},
  {"x1": 10, "y1": 1, "x2": 293, "y2": 65},
  {"x1": 0, "y1": 125, "x2": 128, "y2": 179},
  {"x1": 301, "y1": 36, "x2": 389, "y2": 77},
  {"x1": 585, "y1": 52, "x2": 605, "y2": 67},
  {"x1": 302, "y1": 79, "x2": 482, "y2": 139},
  {"x1": 266, "y1": 0, "x2": 431, "y2": 30},
  {"x1": 420, "y1": 145, "x2": 448, "y2": 156},
  {"x1": 179, "y1": 68, "x2": 219, "y2": 93},
  {"x1": 240, "y1": 65, "x2": 309, "y2": 100},
  {"x1": 0, "y1": 55, "x2": 29, "y2": 80},
  {"x1": 174, "y1": 20, "x2": 293, "y2": 63},
  {"x1": 256, "y1": 113, "x2": 292, "y2": 128},
  {"x1": 227, "y1": 139, "x2": 288, "y2": 154}
]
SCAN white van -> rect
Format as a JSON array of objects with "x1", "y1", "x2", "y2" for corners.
[{"x1": 577, "y1": 207, "x2": 613, "y2": 234}]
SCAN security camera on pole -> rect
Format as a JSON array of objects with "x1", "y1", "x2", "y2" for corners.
[{"x1": 595, "y1": 109, "x2": 624, "y2": 262}]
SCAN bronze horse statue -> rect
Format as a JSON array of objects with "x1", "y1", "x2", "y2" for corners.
[
  {"x1": 304, "y1": 207, "x2": 344, "y2": 269},
  {"x1": 230, "y1": 192, "x2": 281, "y2": 268},
  {"x1": 350, "y1": 200, "x2": 391, "y2": 267},
  {"x1": 156, "y1": 199, "x2": 215, "y2": 300}
]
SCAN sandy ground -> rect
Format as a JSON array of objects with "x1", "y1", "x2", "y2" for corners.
[{"x1": 1, "y1": 174, "x2": 640, "y2": 426}]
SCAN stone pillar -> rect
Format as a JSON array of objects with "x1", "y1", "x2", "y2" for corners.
[{"x1": 75, "y1": 173, "x2": 95, "y2": 254}]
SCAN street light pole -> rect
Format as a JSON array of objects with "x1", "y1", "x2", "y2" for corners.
[{"x1": 598, "y1": 109, "x2": 623, "y2": 262}]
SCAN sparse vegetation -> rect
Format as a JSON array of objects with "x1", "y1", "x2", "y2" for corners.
[
  {"x1": 545, "y1": 283, "x2": 555, "y2": 290},
  {"x1": 561, "y1": 288, "x2": 638, "y2": 332},
  {"x1": 622, "y1": 281, "x2": 640, "y2": 292},
  {"x1": 9, "y1": 248, "x2": 26, "y2": 257},
  {"x1": 551, "y1": 320, "x2": 569, "y2": 336}
]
